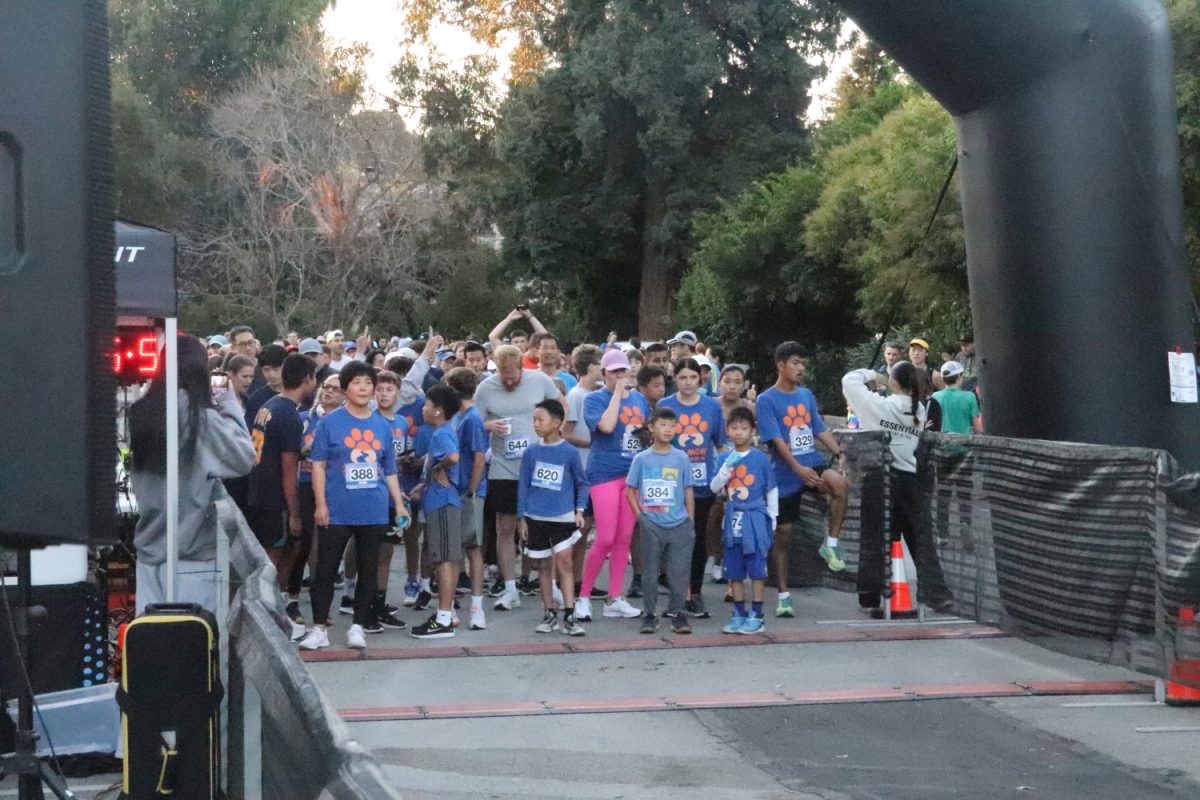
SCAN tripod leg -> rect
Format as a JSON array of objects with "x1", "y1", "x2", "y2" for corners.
[{"x1": 38, "y1": 761, "x2": 77, "y2": 800}]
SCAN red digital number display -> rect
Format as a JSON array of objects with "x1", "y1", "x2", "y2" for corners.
[{"x1": 111, "y1": 329, "x2": 159, "y2": 384}]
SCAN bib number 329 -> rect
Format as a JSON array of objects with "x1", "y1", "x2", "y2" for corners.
[{"x1": 790, "y1": 426, "x2": 815, "y2": 456}]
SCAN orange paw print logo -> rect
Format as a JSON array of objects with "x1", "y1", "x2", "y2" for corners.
[
  {"x1": 343, "y1": 428, "x2": 380, "y2": 462},
  {"x1": 784, "y1": 405, "x2": 811, "y2": 429},
  {"x1": 619, "y1": 405, "x2": 644, "y2": 427},
  {"x1": 728, "y1": 464, "x2": 755, "y2": 500},
  {"x1": 675, "y1": 413, "x2": 709, "y2": 446}
]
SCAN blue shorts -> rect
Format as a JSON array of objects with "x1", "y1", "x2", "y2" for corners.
[{"x1": 723, "y1": 544, "x2": 767, "y2": 581}]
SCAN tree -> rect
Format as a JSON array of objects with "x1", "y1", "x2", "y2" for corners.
[
  {"x1": 109, "y1": 0, "x2": 331, "y2": 135},
  {"x1": 1167, "y1": 0, "x2": 1200, "y2": 291},
  {"x1": 400, "y1": 0, "x2": 559, "y2": 84},
  {"x1": 492, "y1": 0, "x2": 841, "y2": 339},
  {"x1": 191, "y1": 40, "x2": 448, "y2": 335}
]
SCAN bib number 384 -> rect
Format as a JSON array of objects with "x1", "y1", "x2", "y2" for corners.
[{"x1": 642, "y1": 479, "x2": 675, "y2": 507}]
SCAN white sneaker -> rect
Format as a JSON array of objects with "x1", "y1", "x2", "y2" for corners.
[
  {"x1": 289, "y1": 620, "x2": 307, "y2": 642},
  {"x1": 535, "y1": 610, "x2": 560, "y2": 634},
  {"x1": 494, "y1": 589, "x2": 522, "y2": 611},
  {"x1": 603, "y1": 597, "x2": 641, "y2": 618},
  {"x1": 298, "y1": 627, "x2": 330, "y2": 650},
  {"x1": 347, "y1": 624, "x2": 367, "y2": 650},
  {"x1": 710, "y1": 562, "x2": 724, "y2": 583},
  {"x1": 470, "y1": 607, "x2": 487, "y2": 630},
  {"x1": 574, "y1": 597, "x2": 593, "y2": 622},
  {"x1": 552, "y1": 583, "x2": 564, "y2": 607}
]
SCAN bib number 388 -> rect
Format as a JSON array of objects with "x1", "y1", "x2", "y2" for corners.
[{"x1": 344, "y1": 462, "x2": 380, "y2": 490}]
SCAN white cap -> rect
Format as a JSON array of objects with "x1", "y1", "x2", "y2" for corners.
[{"x1": 940, "y1": 360, "x2": 964, "y2": 378}]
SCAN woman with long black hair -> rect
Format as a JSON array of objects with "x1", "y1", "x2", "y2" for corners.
[
  {"x1": 842, "y1": 361, "x2": 954, "y2": 616},
  {"x1": 129, "y1": 335, "x2": 256, "y2": 614}
]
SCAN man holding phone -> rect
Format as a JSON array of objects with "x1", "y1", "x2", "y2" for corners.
[{"x1": 489, "y1": 305, "x2": 548, "y2": 369}]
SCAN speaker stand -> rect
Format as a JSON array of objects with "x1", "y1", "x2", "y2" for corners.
[{"x1": 0, "y1": 549, "x2": 76, "y2": 800}]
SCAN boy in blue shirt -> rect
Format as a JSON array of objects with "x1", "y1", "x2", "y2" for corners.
[
  {"x1": 710, "y1": 407, "x2": 778, "y2": 634},
  {"x1": 756, "y1": 341, "x2": 848, "y2": 618},
  {"x1": 518, "y1": 399, "x2": 589, "y2": 636},
  {"x1": 446, "y1": 367, "x2": 490, "y2": 631},
  {"x1": 626, "y1": 406, "x2": 695, "y2": 635},
  {"x1": 409, "y1": 384, "x2": 465, "y2": 639}
]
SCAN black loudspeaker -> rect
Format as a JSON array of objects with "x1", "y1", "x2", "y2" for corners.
[{"x1": 0, "y1": 1, "x2": 116, "y2": 547}]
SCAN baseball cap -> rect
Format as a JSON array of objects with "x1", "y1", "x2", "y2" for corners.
[
  {"x1": 397, "y1": 347, "x2": 420, "y2": 360},
  {"x1": 208, "y1": 334, "x2": 228, "y2": 347},
  {"x1": 694, "y1": 354, "x2": 715, "y2": 370},
  {"x1": 298, "y1": 337, "x2": 322, "y2": 355},
  {"x1": 940, "y1": 361, "x2": 964, "y2": 378},
  {"x1": 329, "y1": 329, "x2": 344, "y2": 339},
  {"x1": 668, "y1": 330, "x2": 698, "y2": 347},
  {"x1": 909, "y1": 338, "x2": 930, "y2": 350},
  {"x1": 344, "y1": 340, "x2": 358, "y2": 351},
  {"x1": 601, "y1": 348, "x2": 631, "y2": 372}
]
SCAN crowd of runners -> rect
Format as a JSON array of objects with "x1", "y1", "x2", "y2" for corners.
[{"x1": 129, "y1": 306, "x2": 981, "y2": 650}]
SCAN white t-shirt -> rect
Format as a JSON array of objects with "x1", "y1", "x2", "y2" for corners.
[{"x1": 566, "y1": 384, "x2": 595, "y2": 468}]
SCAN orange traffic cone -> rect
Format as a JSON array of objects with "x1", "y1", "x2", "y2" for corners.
[
  {"x1": 1165, "y1": 607, "x2": 1200, "y2": 707},
  {"x1": 889, "y1": 539, "x2": 917, "y2": 618}
]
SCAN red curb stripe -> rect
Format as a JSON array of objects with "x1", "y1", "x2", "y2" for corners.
[
  {"x1": 301, "y1": 625, "x2": 1007, "y2": 663},
  {"x1": 669, "y1": 692, "x2": 791, "y2": 709},
  {"x1": 464, "y1": 643, "x2": 570, "y2": 657},
  {"x1": 423, "y1": 701, "x2": 548, "y2": 719},
  {"x1": 784, "y1": 687, "x2": 909, "y2": 703},
  {"x1": 906, "y1": 682, "x2": 1028, "y2": 699},
  {"x1": 1019, "y1": 679, "x2": 1155, "y2": 695},
  {"x1": 340, "y1": 706, "x2": 423, "y2": 721},
  {"x1": 337, "y1": 679, "x2": 1154, "y2": 722},
  {"x1": 548, "y1": 697, "x2": 671, "y2": 713}
]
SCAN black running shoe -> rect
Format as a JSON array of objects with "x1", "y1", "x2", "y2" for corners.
[
  {"x1": 518, "y1": 577, "x2": 540, "y2": 596},
  {"x1": 589, "y1": 585, "x2": 609, "y2": 599},
  {"x1": 412, "y1": 590, "x2": 433, "y2": 611},
  {"x1": 627, "y1": 575, "x2": 643, "y2": 599},
  {"x1": 410, "y1": 615, "x2": 456, "y2": 639},
  {"x1": 361, "y1": 619, "x2": 385, "y2": 634},
  {"x1": 338, "y1": 595, "x2": 355, "y2": 615},
  {"x1": 377, "y1": 609, "x2": 408, "y2": 630},
  {"x1": 487, "y1": 578, "x2": 505, "y2": 597}
]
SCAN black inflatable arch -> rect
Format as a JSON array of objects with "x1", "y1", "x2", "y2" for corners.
[{"x1": 839, "y1": 0, "x2": 1200, "y2": 470}]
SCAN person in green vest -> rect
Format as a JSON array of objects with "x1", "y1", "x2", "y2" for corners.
[{"x1": 932, "y1": 361, "x2": 982, "y2": 434}]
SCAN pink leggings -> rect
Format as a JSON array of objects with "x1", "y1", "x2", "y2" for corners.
[{"x1": 581, "y1": 477, "x2": 638, "y2": 598}]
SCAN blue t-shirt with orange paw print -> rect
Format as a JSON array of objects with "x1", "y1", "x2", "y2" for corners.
[
  {"x1": 756, "y1": 386, "x2": 827, "y2": 498},
  {"x1": 311, "y1": 407, "x2": 398, "y2": 525},
  {"x1": 658, "y1": 393, "x2": 726, "y2": 499}
]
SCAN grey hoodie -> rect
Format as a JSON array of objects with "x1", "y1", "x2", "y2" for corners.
[{"x1": 132, "y1": 390, "x2": 256, "y2": 564}]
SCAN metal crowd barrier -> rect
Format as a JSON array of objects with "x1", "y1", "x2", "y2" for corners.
[{"x1": 214, "y1": 497, "x2": 402, "y2": 800}]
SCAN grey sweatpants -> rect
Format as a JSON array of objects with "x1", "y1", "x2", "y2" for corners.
[{"x1": 640, "y1": 517, "x2": 694, "y2": 617}]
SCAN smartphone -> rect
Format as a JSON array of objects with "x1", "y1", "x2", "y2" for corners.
[
  {"x1": 210, "y1": 371, "x2": 229, "y2": 398},
  {"x1": 516, "y1": 304, "x2": 529, "y2": 312}
]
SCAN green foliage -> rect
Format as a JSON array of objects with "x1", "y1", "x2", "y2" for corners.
[
  {"x1": 805, "y1": 92, "x2": 966, "y2": 344},
  {"x1": 491, "y1": 0, "x2": 842, "y2": 338},
  {"x1": 1168, "y1": 0, "x2": 1200, "y2": 291},
  {"x1": 111, "y1": 67, "x2": 210, "y2": 227},
  {"x1": 109, "y1": 0, "x2": 331, "y2": 135}
]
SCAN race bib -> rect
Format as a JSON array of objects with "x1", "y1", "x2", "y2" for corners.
[
  {"x1": 532, "y1": 461, "x2": 564, "y2": 491},
  {"x1": 393, "y1": 436, "x2": 406, "y2": 459},
  {"x1": 642, "y1": 479, "x2": 675, "y2": 507},
  {"x1": 344, "y1": 462, "x2": 380, "y2": 490},
  {"x1": 789, "y1": 425, "x2": 815, "y2": 456},
  {"x1": 690, "y1": 461, "x2": 707, "y2": 486},
  {"x1": 503, "y1": 435, "x2": 530, "y2": 460},
  {"x1": 622, "y1": 432, "x2": 642, "y2": 456},
  {"x1": 730, "y1": 510, "x2": 745, "y2": 537}
]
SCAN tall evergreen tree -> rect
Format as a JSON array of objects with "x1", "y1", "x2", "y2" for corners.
[{"x1": 493, "y1": 0, "x2": 840, "y2": 338}]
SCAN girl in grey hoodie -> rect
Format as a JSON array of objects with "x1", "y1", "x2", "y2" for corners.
[
  {"x1": 842, "y1": 361, "x2": 953, "y2": 615},
  {"x1": 129, "y1": 335, "x2": 256, "y2": 614}
]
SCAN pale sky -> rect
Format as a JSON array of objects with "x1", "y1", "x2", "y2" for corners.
[{"x1": 323, "y1": 2, "x2": 855, "y2": 125}]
